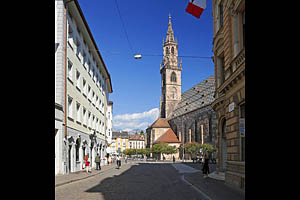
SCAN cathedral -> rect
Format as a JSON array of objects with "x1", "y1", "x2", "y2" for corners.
[{"x1": 146, "y1": 15, "x2": 217, "y2": 161}]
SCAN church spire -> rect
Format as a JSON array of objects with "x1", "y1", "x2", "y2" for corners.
[{"x1": 166, "y1": 13, "x2": 174, "y2": 42}]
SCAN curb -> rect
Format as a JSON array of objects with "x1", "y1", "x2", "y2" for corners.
[
  {"x1": 181, "y1": 174, "x2": 213, "y2": 200},
  {"x1": 55, "y1": 162, "x2": 135, "y2": 187}
]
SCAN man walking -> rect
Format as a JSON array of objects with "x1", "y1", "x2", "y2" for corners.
[{"x1": 95, "y1": 153, "x2": 101, "y2": 170}]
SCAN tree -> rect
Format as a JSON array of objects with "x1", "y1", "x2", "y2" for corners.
[
  {"x1": 183, "y1": 142, "x2": 202, "y2": 162},
  {"x1": 122, "y1": 149, "x2": 136, "y2": 157},
  {"x1": 140, "y1": 130, "x2": 144, "y2": 135},
  {"x1": 200, "y1": 143, "x2": 216, "y2": 160},
  {"x1": 151, "y1": 143, "x2": 178, "y2": 160},
  {"x1": 163, "y1": 145, "x2": 177, "y2": 157}
]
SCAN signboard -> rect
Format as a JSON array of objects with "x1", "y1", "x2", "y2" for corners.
[
  {"x1": 229, "y1": 102, "x2": 235, "y2": 112},
  {"x1": 240, "y1": 118, "x2": 245, "y2": 136}
]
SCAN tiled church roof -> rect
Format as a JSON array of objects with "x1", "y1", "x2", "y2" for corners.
[
  {"x1": 149, "y1": 118, "x2": 170, "y2": 128},
  {"x1": 169, "y1": 75, "x2": 215, "y2": 119},
  {"x1": 153, "y1": 128, "x2": 180, "y2": 144}
]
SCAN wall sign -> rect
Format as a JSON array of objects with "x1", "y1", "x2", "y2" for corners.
[{"x1": 229, "y1": 102, "x2": 235, "y2": 112}]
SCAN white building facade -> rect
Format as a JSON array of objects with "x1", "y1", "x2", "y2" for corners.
[
  {"x1": 105, "y1": 101, "x2": 113, "y2": 156},
  {"x1": 128, "y1": 135, "x2": 145, "y2": 150},
  {"x1": 55, "y1": 0, "x2": 113, "y2": 175}
]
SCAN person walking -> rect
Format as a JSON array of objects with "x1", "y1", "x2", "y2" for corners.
[
  {"x1": 202, "y1": 158, "x2": 210, "y2": 177},
  {"x1": 116, "y1": 155, "x2": 121, "y2": 169},
  {"x1": 85, "y1": 155, "x2": 91, "y2": 173},
  {"x1": 95, "y1": 153, "x2": 101, "y2": 170},
  {"x1": 108, "y1": 155, "x2": 112, "y2": 165}
]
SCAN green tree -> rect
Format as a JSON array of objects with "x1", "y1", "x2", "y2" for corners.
[
  {"x1": 200, "y1": 143, "x2": 216, "y2": 160},
  {"x1": 123, "y1": 149, "x2": 136, "y2": 157},
  {"x1": 151, "y1": 142, "x2": 168, "y2": 154},
  {"x1": 163, "y1": 145, "x2": 177, "y2": 157},
  {"x1": 151, "y1": 143, "x2": 178, "y2": 160},
  {"x1": 183, "y1": 142, "x2": 202, "y2": 161},
  {"x1": 140, "y1": 130, "x2": 144, "y2": 135}
]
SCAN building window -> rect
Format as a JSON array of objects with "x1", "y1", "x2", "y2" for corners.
[
  {"x1": 171, "y1": 72, "x2": 177, "y2": 82},
  {"x1": 68, "y1": 60, "x2": 73, "y2": 83},
  {"x1": 92, "y1": 91, "x2": 95, "y2": 105},
  {"x1": 68, "y1": 96, "x2": 73, "y2": 119},
  {"x1": 83, "y1": 107, "x2": 87, "y2": 126},
  {"x1": 76, "y1": 70, "x2": 81, "y2": 91},
  {"x1": 96, "y1": 118, "x2": 99, "y2": 132},
  {"x1": 171, "y1": 47, "x2": 174, "y2": 54},
  {"x1": 219, "y1": 4, "x2": 223, "y2": 27},
  {"x1": 216, "y1": 55, "x2": 225, "y2": 87},
  {"x1": 88, "y1": 85, "x2": 91, "y2": 100},
  {"x1": 166, "y1": 47, "x2": 169, "y2": 55},
  {"x1": 82, "y1": 78, "x2": 86, "y2": 97},
  {"x1": 88, "y1": 111, "x2": 91, "y2": 128},
  {"x1": 75, "y1": 38, "x2": 81, "y2": 61},
  {"x1": 76, "y1": 102, "x2": 81, "y2": 123}
]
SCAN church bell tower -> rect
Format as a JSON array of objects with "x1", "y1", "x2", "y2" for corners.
[{"x1": 160, "y1": 14, "x2": 182, "y2": 119}]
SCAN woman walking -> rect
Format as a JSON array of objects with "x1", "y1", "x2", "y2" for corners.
[
  {"x1": 202, "y1": 158, "x2": 210, "y2": 177},
  {"x1": 85, "y1": 154, "x2": 91, "y2": 173},
  {"x1": 116, "y1": 155, "x2": 121, "y2": 169}
]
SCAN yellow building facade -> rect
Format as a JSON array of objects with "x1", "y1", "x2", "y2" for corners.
[
  {"x1": 111, "y1": 131, "x2": 129, "y2": 155},
  {"x1": 212, "y1": 0, "x2": 245, "y2": 190}
]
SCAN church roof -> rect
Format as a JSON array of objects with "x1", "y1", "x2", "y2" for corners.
[
  {"x1": 149, "y1": 118, "x2": 170, "y2": 128},
  {"x1": 168, "y1": 75, "x2": 215, "y2": 119},
  {"x1": 153, "y1": 128, "x2": 180, "y2": 144}
]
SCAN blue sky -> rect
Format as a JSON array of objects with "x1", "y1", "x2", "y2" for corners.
[{"x1": 78, "y1": 0, "x2": 214, "y2": 132}]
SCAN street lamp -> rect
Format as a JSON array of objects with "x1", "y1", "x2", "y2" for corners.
[{"x1": 134, "y1": 54, "x2": 142, "y2": 59}]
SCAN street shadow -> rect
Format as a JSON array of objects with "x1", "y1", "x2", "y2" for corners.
[{"x1": 85, "y1": 162, "x2": 203, "y2": 200}]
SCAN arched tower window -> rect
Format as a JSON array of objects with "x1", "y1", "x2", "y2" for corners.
[
  {"x1": 166, "y1": 47, "x2": 169, "y2": 55},
  {"x1": 171, "y1": 72, "x2": 176, "y2": 82},
  {"x1": 171, "y1": 47, "x2": 174, "y2": 54}
]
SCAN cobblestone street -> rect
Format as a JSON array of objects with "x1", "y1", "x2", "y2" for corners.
[
  {"x1": 55, "y1": 161, "x2": 244, "y2": 200},
  {"x1": 56, "y1": 162, "x2": 206, "y2": 200}
]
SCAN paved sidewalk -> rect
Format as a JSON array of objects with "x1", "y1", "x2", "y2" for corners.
[
  {"x1": 55, "y1": 161, "x2": 135, "y2": 187},
  {"x1": 184, "y1": 172, "x2": 245, "y2": 200}
]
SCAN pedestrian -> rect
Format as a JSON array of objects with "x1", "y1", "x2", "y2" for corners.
[
  {"x1": 202, "y1": 158, "x2": 210, "y2": 177},
  {"x1": 95, "y1": 153, "x2": 101, "y2": 170},
  {"x1": 173, "y1": 155, "x2": 175, "y2": 163},
  {"x1": 116, "y1": 155, "x2": 121, "y2": 169},
  {"x1": 85, "y1": 155, "x2": 91, "y2": 173},
  {"x1": 108, "y1": 155, "x2": 112, "y2": 165}
]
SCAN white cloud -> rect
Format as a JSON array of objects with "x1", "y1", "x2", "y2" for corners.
[{"x1": 112, "y1": 108, "x2": 159, "y2": 131}]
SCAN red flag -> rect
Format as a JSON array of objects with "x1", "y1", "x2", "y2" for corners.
[{"x1": 185, "y1": 0, "x2": 206, "y2": 18}]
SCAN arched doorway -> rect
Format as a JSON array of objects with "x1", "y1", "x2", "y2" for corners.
[{"x1": 221, "y1": 119, "x2": 227, "y2": 171}]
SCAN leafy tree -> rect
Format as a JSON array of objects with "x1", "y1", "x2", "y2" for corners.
[
  {"x1": 122, "y1": 149, "x2": 136, "y2": 157},
  {"x1": 183, "y1": 142, "x2": 202, "y2": 161},
  {"x1": 200, "y1": 143, "x2": 216, "y2": 160},
  {"x1": 151, "y1": 142, "x2": 168, "y2": 154},
  {"x1": 151, "y1": 143, "x2": 178, "y2": 160},
  {"x1": 140, "y1": 130, "x2": 144, "y2": 135},
  {"x1": 163, "y1": 145, "x2": 177, "y2": 156}
]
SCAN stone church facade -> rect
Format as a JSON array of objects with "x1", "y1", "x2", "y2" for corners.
[{"x1": 147, "y1": 15, "x2": 217, "y2": 162}]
